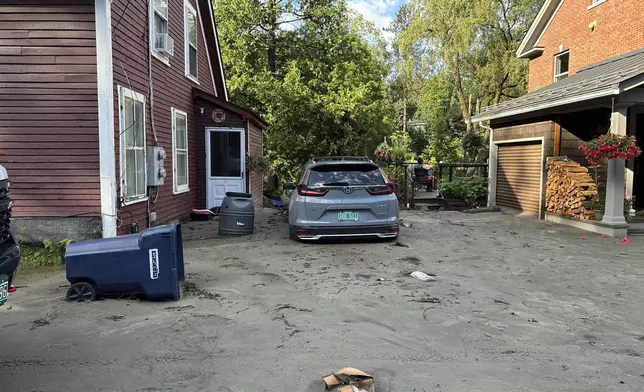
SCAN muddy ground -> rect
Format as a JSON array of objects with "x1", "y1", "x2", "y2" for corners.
[{"x1": 1, "y1": 210, "x2": 644, "y2": 391}]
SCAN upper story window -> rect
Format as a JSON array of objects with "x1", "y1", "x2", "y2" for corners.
[
  {"x1": 554, "y1": 51, "x2": 569, "y2": 82},
  {"x1": 589, "y1": 0, "x2": 607, "y2": 8},
  {"x1": 151, "y1": 0, "x2": 174, "y2": 63},
  {"x1": 119, "y1": 86, "x2": 147, "y2": 204},
  {"x1": 184, "y1": 2, "x2": 198, "y2": 81}
]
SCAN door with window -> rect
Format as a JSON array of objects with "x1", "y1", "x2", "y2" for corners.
[{"x1": 206, "y1": 128, "x2": 246, "y2": 208}]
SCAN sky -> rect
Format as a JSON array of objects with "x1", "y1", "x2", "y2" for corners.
[{"x1": 348, "y1": 0, "x2": 407, "y2": 31}]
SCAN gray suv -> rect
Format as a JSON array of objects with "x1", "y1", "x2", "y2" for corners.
[{"x1": 286, "y1": 157, "x2": 399, "y2": 241}]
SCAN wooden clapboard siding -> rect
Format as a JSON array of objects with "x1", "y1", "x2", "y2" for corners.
[
  {"x1": 0, "y1": 1, "x2": 100, "y2": 218},
  {"x1": 248, "y1": 122, "x2": 264, "y2": 207},
  {"x1": 111, "y1": 0, "x2": 218, "y2": 234}
]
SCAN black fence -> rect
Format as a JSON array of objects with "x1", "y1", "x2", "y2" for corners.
[{"x1": 437, "y1": 163, "x2": 488, "y2": 182}]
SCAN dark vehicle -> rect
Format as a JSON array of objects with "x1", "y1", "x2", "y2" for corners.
[{"x1": 0, "y1": 164, "x2": 20, "y2": 305}]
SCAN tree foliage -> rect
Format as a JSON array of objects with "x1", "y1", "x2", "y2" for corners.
[
  {"x1": 390, "y1": 0, "x2": 540, "y2": 163},
  {"x1": 214, "y1": 0, "x2": 395, "y2": 182}
]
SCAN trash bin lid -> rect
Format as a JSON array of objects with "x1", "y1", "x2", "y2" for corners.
[{"x1": 226, "y1": 191, "x2": 252, "y2": 198}]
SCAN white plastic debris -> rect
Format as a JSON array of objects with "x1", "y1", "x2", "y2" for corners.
[{"x1": 410, "y1": 271, "x2": 436, "y2": 282}]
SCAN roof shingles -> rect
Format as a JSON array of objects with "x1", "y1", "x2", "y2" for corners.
[{"x1": 471, "y1": 48, "x2": 644, "y2": 123}]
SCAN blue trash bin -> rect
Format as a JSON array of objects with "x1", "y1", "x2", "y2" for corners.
[{"x1": 65, "y1": 221, "x2": 184, "y2": 302}]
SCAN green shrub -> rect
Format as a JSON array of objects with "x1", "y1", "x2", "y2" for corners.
[
  {"x1": 439, "y1": 177, "x2": 488, "y2": 204},
  {"x1": 19, "y1": 238, "x2": 71, "y2": 270}
]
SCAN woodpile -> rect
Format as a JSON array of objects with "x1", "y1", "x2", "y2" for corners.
[{"x1": 546, "y1": 157, "x2": 597, "y2": 220}]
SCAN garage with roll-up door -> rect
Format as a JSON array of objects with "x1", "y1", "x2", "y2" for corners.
[{"x1": 495, "y1": 141, "x2": 544, "y2": 216}]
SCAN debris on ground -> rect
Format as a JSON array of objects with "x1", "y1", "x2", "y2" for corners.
[
  {"x1": 270, "y1": 303, "x2": 313, "y2": 313},
  {"x1": 580, "y1": 235, "x2": 587, "y2": 240},
  {"x1": 414, "y1": 296, "x2": 442, "y2": 303},
  {"x1": 30, "y1": 316, "x2": 51, "y2": 330},
  {"x1": 493, "y1": 298, "x2": 511, "y2": 305},
  {"x1": 622, "y1": 237, "x2": 630, "y2": 244},
  {"x1": 398, "y1": 256, "x2": 421, "y2": 265},
  {"x1": 165, "y1": 305, "x2": 195, "y2": 311},
  {"x1": 464, "y1": 206, "x2": 501, "y2": 214},
  {"x1": 323, "y1": 367, "x2": 375, "y2": 392},
  {"x1": 105, "y1": 315, "x2": 126, "y2": 321},
  {"x1": 182, "y1": 281, "x2": 221, "y2": 300},
  {"x1": 400, "y1": 220, "x2": 414, "y2": 228},
  {"x1": 410, "y1": 271, "x2": 436, "y2": 282},
  {"x1": 528, "y1": 318, "x2": 539, "y2": 323},
  {"x1": 376, "y1": 278, "x2": 386, "y2": 281},
  {"x1": 394, "y1": 241, "x2": 409, "y2": 248}
]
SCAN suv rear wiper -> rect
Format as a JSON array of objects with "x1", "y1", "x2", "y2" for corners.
[{"x1": 321, "y1": 182, "x2": 350, "y2": 186}]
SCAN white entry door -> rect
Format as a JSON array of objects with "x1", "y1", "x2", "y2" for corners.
[{"x1": 206, "y1": 128, "x2": 246, "y2": 208}]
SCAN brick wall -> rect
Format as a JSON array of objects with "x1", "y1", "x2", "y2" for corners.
[{"x1": 529, "y1": 0, "x2": 644, "y2": 91}]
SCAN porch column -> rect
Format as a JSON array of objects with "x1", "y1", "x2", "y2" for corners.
[{"x1": 601, "y1": 104, "x2": 630, "y2": 226}]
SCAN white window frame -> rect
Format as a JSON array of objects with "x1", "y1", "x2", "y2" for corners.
[
  {"x1": 172, "y1": 108, "x2": 190, "y2": 194},
  {"x1": 118, "y1": 86, "x2": 148, "y2": 205},
  {"x1": 184, "y1": 1, "x2": 198, "y2": 82},
  {"x1": 588, "y1": 0, "x2": 607, "y2": 9},
  {"x1": 554, "y1": 50, "x2": 569, "y2": 82},
  {"x1": 150, "y1": 0, "x2": 171, "y2": 66}
]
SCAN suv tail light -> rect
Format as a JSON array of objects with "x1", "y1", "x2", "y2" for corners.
[
  {"x1": 367, "y1": 182, "x2": 394, "y2": 195},
  {"x1": 297, "y1": 184, "x2": 328, "y2": 197}
]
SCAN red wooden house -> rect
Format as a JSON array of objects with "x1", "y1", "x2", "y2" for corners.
[{"x1": 0, "y1": 0, "x2": 266, "y2": 241}]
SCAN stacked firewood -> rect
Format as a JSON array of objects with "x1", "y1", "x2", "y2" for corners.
[{"x1": 546, "y1": 157, "x2": 597, "y2": 220}]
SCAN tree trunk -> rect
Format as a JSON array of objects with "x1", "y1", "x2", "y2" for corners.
[
  {"x1": 450, "y1": 54, "x2": 472, "y2": 132},
  {"x1": 267, "y1": 0, "x2": 278, "y2": 73}
]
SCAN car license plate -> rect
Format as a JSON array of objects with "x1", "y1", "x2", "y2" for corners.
[
  {"x1": 0, "y1": 274, "x2": 8, "y2": 306},
  {"x1": 338, "y1": 212, "x2": 359, "y2": 221}
]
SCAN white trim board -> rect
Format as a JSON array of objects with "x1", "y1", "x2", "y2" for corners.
[
  {"x1": 206, "y1": 2, "x2": 228, "y2": 101},
  {"x1": 517, "y1": 0, "x2": 563, "y2": 59},
  {"x1": 195, "y1": 0, "x2": 217, "y2": 95},
  {"x1": 490, "y1": 137, "x2": 546, "y2": 219},
  {"x1": 95, "y1": 0, "x2": 117, "y2": 238}
]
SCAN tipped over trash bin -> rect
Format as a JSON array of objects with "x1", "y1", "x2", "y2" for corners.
[
  {"x1": 65, "y1": 221, "x2": 184, "y2": 302},
  {"x1": 219, "y1": 192, "x2": 255, "y2": 235}
]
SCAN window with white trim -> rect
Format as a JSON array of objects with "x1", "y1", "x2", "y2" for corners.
[
  {"x1": 591, "y1": 0, "x2": 606, "y2": 6},
  {"x1": 151, "y1": 0, "x2": 171, "y2": 60},
  {"x1": 554, "y1": 51, "x2": 569, "y2": 82},
  {"x1": 184, "y1": 2, "x2": 198, "y2": 80},
  {"x1": 119, "y1": 86, "x2": 147, "y2": 204},
  {"x1": 172, "y1": 108, "x2": 189, "y2": 193}
]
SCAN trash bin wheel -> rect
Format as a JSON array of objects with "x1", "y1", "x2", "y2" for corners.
[{"x1": 66, "y1": 282, "x2": 96, "y2": 302}]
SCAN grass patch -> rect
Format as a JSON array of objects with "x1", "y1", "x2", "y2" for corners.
[{"x1": 18, "y1": 239, "x2": 71, "y2": 270}]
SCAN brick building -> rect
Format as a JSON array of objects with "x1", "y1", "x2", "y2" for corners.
[{"x1": 471, "y1": 0, "x2": 644, "y2": 236}]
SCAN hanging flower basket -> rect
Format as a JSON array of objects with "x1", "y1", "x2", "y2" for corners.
[
  {"x1": 579, "y1": 134, "x2": 641, "y2": 166},
  {"x1": 374, "y1": 143, "x2": 392, "y2": 164}
]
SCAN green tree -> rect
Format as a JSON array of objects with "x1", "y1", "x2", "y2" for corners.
[{"x1": 215, "y1": 0, "x2": 395, "y2": 182}]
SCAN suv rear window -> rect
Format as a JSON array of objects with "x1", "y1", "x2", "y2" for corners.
[{"x1": 307, "y1": 164, "x2": 385, "y2": 187}]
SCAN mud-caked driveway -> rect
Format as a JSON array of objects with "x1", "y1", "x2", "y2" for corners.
[{"x1": 2, "y1": 210, "x2": 644, "y2": 391}]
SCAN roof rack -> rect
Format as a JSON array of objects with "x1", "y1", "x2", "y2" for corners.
[{"x1": 309, "y1": 156, "x2": 372, "y2": 163}]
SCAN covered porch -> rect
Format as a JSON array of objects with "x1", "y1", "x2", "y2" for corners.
[{"x1": 472, "y1": 49, "x2": 644, "y2": 236}]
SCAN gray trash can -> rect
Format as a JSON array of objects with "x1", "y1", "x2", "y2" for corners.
[{"x1": 219, "y1": 192, "x2": 254, "y2": 235}]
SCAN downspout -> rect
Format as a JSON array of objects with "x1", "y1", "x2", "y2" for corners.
[
  {"x1": 95, "y1": 0, "x2": 118, "y2": 237},
  {"x1": 479, "y1": 121, "x2": 495, "y2": 208},
  {"x1": 147, "y1": 0, "x2": 159, "y2": 230}
]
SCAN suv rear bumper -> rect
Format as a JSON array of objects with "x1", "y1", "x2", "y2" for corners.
[
  {"x1": 0, "y1": 234, "x2": 20, "y2": 285},
  {"x1": 290, "y1": 225, "x2": 399, "y2": 241}
]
